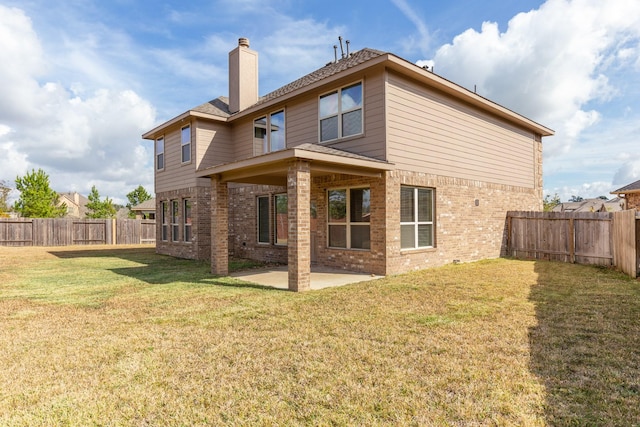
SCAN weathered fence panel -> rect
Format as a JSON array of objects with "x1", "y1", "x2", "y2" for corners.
[
  {"x1": 0, "y1": 219, "x2": 34, "y2": 246},
  {"x1": 0, "y1": 218, "x2": 155, "y2": 247},
  {"x1": 612, "y1": 210, "x2": 638, "y2": 278},
  {"x1": 507, "y1": 211, "x2": 612, "y2": 264},
  {"x1": 506, "y1": 210, "x2": 638, "y2": 277}
]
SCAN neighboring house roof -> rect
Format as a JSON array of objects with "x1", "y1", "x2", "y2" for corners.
[
  {"x1": 58, "y1": 191, "x2": 90, "y2": 218},
  {"x1": 143, "y1": 47, "x2": 553, "y2": 140},
  {"x1": 552, "y1": 198, "x2": 624, "y2": 213},
  {"x1": 131, "y1": 198, "x2": 156, "y2": 212},
  {"x1": 611, "y1": 179, "x2": 640, "y2": 194}
]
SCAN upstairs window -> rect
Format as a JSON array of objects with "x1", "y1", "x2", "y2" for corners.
[
  {"x1": 254, "y1": 110, "x2": 285, "y2": 154},
  {"x1": 156, "y1": 137, "x2": 164, "y2": 170},
  {"x1": 181, "y1": 125, "x2": 191, "y2": 163},
  {"x1": 319, "y1": 82, "x2": 363, "y2": 142},
  {"x1": 400, "y1": 186, "x2": 434, "y2": 249}
]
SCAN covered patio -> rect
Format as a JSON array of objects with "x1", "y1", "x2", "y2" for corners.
[
  {"x1": 230, "y1": 265, "x2": 383, "y2": 291},
  {"x1": 196, "y1": 143, "x2": 394, "y2": 291}
]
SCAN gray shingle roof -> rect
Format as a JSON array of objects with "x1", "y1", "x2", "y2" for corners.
[
  {"x1": 294, "y1": 142, "x2": 389, "y2": 164},
  {"x1": 188, "y1": 48, "x2": 386, "y2": 117},
  {"x1": 255, "y1": 48, "x2": 386, "y2": 106},
  {"x1": 191, "y1": 97, "x2": 231, "y2": 117},
  {"x1": 612, "y1": 179, "x2": 640, "y2": 194},
  {"x1": 131, "y1": 198, "x2": 156, "y2": 211}
]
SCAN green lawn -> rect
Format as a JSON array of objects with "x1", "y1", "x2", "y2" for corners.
[{"x1": 0, "y1": 246, "x2": 639, "y2": 426}]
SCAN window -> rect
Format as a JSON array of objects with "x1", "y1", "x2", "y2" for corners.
[
  {"x1": 327, "y1": 187, "x2": 370, "y2": 249},
  {"x1": 401, "y1": 186, "x2": 434, "y2": 249},
  {"x1": 181, "y1": 125, "x2": 191, "y2": 163},
  {"x1": 184, "y1": 199, "x2": 192, "y2": 242},
  {"x1": 274, "y1": 194, "x2": 288, "y2": 245},
  {"x1": 161, "y1": 201, "x2": 168, "y2": 241},
  {"x1": 254, "y1": 110, "x2": 285, "y2": 154},
  {"x1": 257, "y1": 196, "x2": 270, "y2": 244},
  {"x1": 319, "y1": 82, "x2": 363, "y2": 142},
  {"x1": 156, "y1": 137, "x2": 164, "y2": 170},
  {"x1": 171, "y1": 200, "x2": 179, "y2": 242}
]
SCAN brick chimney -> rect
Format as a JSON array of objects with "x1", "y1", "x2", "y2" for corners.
[{"x1": 229, "y1": 37, "x2": 258, "y2": 113}]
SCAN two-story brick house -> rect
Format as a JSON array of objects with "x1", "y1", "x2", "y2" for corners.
[{"x1": 142, "y1": 38, "x2": 553, "y2": 291}]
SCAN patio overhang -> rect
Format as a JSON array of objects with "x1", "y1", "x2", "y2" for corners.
[{"x1": 195, "y1": 143, "x2": 395, "y2": 185}]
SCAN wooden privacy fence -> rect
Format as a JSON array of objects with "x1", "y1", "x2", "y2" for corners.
[
  {"x1": 0, "y1": 218, "x2": 156, "y2": 247},
  {"x1": 506, "y1": 210, "x2": 639, "y2": 278}
]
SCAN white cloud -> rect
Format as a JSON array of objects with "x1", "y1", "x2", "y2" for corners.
[
  {"x1": 419, "y1": 0, "x2": 640, "y2": 198},
  {"x1": 0, "y1": 5, "x2": 156, "y2": 205}
]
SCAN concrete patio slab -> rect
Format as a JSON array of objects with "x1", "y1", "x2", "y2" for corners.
[{"x1": 230, "y1": 265, "x2": 383, "y2": 290}]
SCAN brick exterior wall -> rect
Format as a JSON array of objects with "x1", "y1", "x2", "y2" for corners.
[
  {"x1": 158, "y1": 137, "x2": 543, "y2": 278},
  {"x1": 383, "y1": 170, "x2": 541, "y2": 275},
  {"x1": 626, "y1": 193, "x2": 640, "y2": 210},
  {"x1": 287, "y1": 160, "x2": 311, "y2": 291},
  {"x1": 155, "y1": 185, "x2": 211, "y2": 260},
  {"x1": 228, "y1": 184, "x2": 288, "y2": 264}
]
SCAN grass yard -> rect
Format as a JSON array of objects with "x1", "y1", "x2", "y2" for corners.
[{"x1": 0, "y1": 246, "x2": 639, "y2": 426}]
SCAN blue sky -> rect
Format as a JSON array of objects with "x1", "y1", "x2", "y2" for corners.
[{"x1": 1, "y1": 0, "x2": 639, "y2": 204}]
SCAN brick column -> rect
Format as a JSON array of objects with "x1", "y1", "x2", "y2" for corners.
[
  {"x1": 211, "y1": 176, "x2": 229, "y2": 276},
  {"x1": 287, "y1": 160, "x2": 311, "y2": 291}
]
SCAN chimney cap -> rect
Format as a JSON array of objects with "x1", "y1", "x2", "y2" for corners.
[{"x1": 238, "y1": 37, "x2": 250, "y2": 48}]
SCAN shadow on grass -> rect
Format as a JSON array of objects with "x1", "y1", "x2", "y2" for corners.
[
  {"x1": 529, "y1": 261, "x2": 640, "y2": 424},
  {"x1": 48, "y1": 247, "x2": 286, "y2": 292}
]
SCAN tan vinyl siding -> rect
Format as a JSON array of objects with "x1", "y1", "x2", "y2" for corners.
[
  {"x1": 196, "y1": 119, "x2": 233, "y2": 169},
  {"x1": 231, "y1": 118, "x2": 253, "y2": 160},
  {"x1": 386, "y1": 70, "x2": 536, "y2": 188},
  {"x1": 321, "y1": 70, "x2": 386, "y2": 160},
  {"x1": 155, "y1": 124, "x2": 197, "y2": 193},
  {"x1": 226, "y1": 69, "x2": 387, "y2": 163},
  {"x1": 286, "y1": 94, "x2": 317, "y2": 145}
]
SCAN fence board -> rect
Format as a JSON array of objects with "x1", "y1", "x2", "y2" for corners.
[
  {"x1": 507, "y1": 211, "x2": 614, "y2": 266},
  {"x1": 612, "y1": 210, "x2": 638, "y2": 278},
  {"x1": 507, "y1": 210, "x2": 638, "y2": 276},
  {"x1": 0, "y1": 218, "x2": 156, "y2": 247}
]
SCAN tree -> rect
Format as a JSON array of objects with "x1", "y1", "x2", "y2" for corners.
[
  {"x1": 14, "y1": 169, "x2": 66, "y2": 218},
  {"x1": 0, "y1": 180, "x2": 11, "y2": 217},
  {"x1": 126, "y1": 185, "x2": 152, "y2": 218},
  {"x1": 543, "y1": 193, "x2": 561, "y2": 212},
  {"x1": 569, "y1": 195, "x2": 584, "y2": 202},
  {"x1": 85, "y1": 185, "x2": 116, "y2": 219}
]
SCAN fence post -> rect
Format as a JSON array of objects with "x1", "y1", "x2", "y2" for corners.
[
  {"x1": 568, "y1": 217, "x2": 575, "y2": 263},
  {"x1": 112, "y1": 218, "x2": 117, "y2": 245}
]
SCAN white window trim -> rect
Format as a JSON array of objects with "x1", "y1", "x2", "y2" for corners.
[
  {"x1": 161, "y1": 201, "x2": 168, "y2": 241},
  {"x1": 254, "y1": 109, "x2": 286, "y2": 155},
  {"x1": 318, "y1": 80, "x2": 364, "y2": 143},
  {"x1": 183, "y1": 199, "x2": 192, "y2": 243},
  {"x1": 181, "y1": 125, "x2": 191, "y2": 164},
  {"x1": 327, "y1": 186, "x2": 370, "y2": 250},
  {"x1": 273, "y1": 193, "x2": 288, "y2": 246},
  {"x1": 400, "y1": 186, "x2": 435, "y2": 250},
  {"x1": 171, "y1": 200, "x2": 179, "y2": 242},
  {"x1": 156, "y1": 136, "x2": 164, "y2": 171}
]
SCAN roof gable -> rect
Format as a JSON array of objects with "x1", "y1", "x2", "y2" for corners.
[{"x1": 612, "y1": 179, "x2": 640, "y2": 194}]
